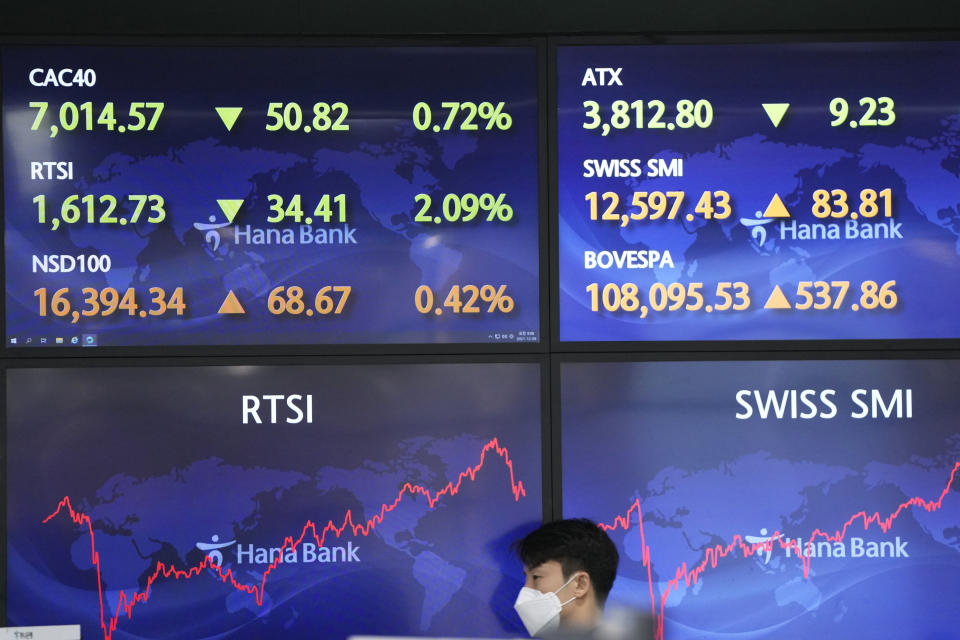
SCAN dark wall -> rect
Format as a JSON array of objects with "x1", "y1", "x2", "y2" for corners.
[{"x1": 2, "y1": 0, "x2": 960, "y2": 36}]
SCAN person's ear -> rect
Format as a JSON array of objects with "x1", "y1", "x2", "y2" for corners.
[{"x1": 570, "y1": 571, "x2": 591, "y2": 599}]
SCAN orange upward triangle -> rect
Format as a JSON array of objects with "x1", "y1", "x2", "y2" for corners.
[
  {"x1": 218, "y1": 290, "x2": 246, "y2": 315},
  {"x1": 763, "y1": 194, "x2": 792, "y2": 218},
  {"x1": 764, "y1": 285, "x2": 792, "y2": 310}
]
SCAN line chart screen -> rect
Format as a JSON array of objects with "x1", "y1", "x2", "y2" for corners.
[
  {"x1": 556, "y1": 42, "x2": 960, "y2": 342},
  {"x1": 2, "y1": 45, "x2": 541, "y2": 348},
  {"x1": 561, "y1": 359, "x2": 960, "y2": 639},
  {"x1": 5, "y1": 363, "x2": 543, "y2": 639}
]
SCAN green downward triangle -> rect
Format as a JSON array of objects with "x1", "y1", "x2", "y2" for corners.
[
  {"x1": 217, "y1": 199, "x2": 244, "y2": 223},
  {"x1": 215, "y1": 107, "x2": 243, "y2": 131},
  {"x1": 762, "y1": 103, "x2": 790, "y2": 128}
]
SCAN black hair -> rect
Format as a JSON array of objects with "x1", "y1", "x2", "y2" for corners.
[{"x1": 513, "y1": 518, "x2": 619, "y2": 606}]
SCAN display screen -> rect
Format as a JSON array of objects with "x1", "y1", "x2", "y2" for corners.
[
  {"x1": 561, "y1": 359, "x2": 960, "y2": 638},
  {"x1": 557, "y1": 42, "x2": 960, "y2": 342},
  {"x1": 2, "y1": 45, "x2": 541, "y2": 348},
  {"x1": 5, "y1": 363, "x2": 543, "y2": 638}
]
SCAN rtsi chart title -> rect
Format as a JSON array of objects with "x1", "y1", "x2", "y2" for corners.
[{"x1": 242, "y1": 394, "x2": 313, "y2": 424}]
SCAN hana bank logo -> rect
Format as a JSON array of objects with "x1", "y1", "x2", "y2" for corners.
[
  {"x1": 194, "y1": 216, "x2": 232, "y2": 257},
  {"x1": 743, "y1": 527, "x2": 779, "y2": 563},
  {"x1": 196, "y1": 534, "x2": 237, "y2": 567},
  {"x1": 194, "y1": 199, "x2": 243, "y2": 258},
  {"x1": 743, "y1": 527, "x2": 910, "y2": 561},
  {"x1": 739, "y1": 210, "x2": 776, "y2": 252},
  {"x1": 195, "y1": 533, "x2": 362, "y2": 566}
]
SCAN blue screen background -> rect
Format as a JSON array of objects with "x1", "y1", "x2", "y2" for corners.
[
  {"x1": 6, "y1": 363, "x2": 543, "y2": 639},
  {"x1": 3, "y1": 46, "x2": 540, "y2": 346},
  {"x1": 557, "y1": 43, "x2": 960, "y2": 342},
  {"x1": 562, "y1": 359, "x2": 960, "y2": 638}
]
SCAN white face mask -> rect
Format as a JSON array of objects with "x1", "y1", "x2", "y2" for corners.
[{"x1": 513, "y1": 573, "x2": 579, "y2": 637}]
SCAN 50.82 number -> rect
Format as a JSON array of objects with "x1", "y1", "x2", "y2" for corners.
[{"x1": 265, "y1": 102, "x2": 349, "y2": 132}]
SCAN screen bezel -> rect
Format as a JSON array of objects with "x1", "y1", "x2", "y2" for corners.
[
  {"x1": 0, "y1": 36, "x2": 550, "y2": 357},
  {"x1": 0, "y1": 352, "x2": 553, "y2": 627},
  {"x1": 549, "y1": 32, "x2": 960, "y2": 352}
]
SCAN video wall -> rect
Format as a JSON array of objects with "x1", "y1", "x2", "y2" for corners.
[
  {"x1": 3, "y1": 38, "x2": 960, "y2": 640},
  {"x1": 6, "y1": 363, "x2": 543, "y2": 639},
  {"x1": 3, "y1": 45, "x2": 541, "y2": 348},
  {"x1": 556, "y1": 41, "x2": 960, "y2": 343},
  {"x1": 561, "y1": 358, "x2": 960, "y2": 638}
]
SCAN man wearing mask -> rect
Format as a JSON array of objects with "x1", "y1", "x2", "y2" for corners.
[{"x1": 512, "y1": 518, "x2": 619, "y2": 637}]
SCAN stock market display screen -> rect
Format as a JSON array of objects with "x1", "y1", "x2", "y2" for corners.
[
  {"x1": 557, "y1": 42, "x2": 960, "y2": 343},
  {"x1": 2, "y1": 45, "x2": 541, "y2": 348},
  {"x1": 6, "y1": 363, "x2": 543, "y2": 638},
  {"x1": 561, "y1": 359, "x2": 960, "y2": 638}
]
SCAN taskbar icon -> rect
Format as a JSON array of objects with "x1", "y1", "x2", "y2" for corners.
[
  {"x1": 8, "y1": 334, "x2": 97, "y2": 347},
  {"x1": 486, "y1": 330, "x2": 538, "y2": 343}
]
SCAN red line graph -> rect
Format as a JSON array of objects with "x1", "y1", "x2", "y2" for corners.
[
  {"x1": 42, "y1": 437, "x2": 526, "y2": 640},
  {"x1": 41, "y1": 442, "x2": 960, "y2": 640},
  {"x1": 598, "y1": 461, "x2": 960, "y2": 640}
]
